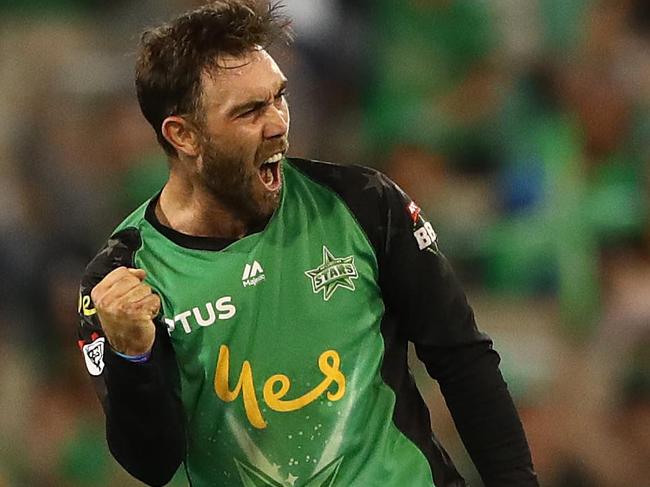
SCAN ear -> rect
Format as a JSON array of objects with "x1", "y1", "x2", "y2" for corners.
[{"x1": 161, "y1": 116, "x2": 201, "y2": 158}]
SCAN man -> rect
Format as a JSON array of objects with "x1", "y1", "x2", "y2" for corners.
[{"x1": 77, "y1": 1, "x2": 538, "y2": 486}]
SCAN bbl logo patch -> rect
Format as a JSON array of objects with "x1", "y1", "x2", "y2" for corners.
[
  {"x1": 305, "y1": 246, "x2": 358, "y2": 301},
  {"x1": 407, "y1": 201, "x2": 438, "y2": 253},
  {"x1": 82, "y1": 336, "x2": 105, "y2": 376}
]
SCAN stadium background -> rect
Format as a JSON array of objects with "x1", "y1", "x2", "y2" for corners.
[{"x1": 0, "y1": 0, "x2": 648, "y2": 485}]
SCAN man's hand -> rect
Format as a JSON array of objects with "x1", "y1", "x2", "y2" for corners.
[{"x1": 91, "y1": 266, "x2": 160, "y2": 356}]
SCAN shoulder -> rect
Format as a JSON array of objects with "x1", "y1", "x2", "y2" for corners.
[
  {"x1": 288, "y1": 157, "x2": 415, "y2": 220},
  {"x1": 287, "y1": 157, "x2": 418, "y2": 254},
  {"x1": 78, "y1": 227, "x2": 144, "y2": 350},
  {"x1": 287, "y1": 157, "x2": 408, "y2": 216},
  {"x1": 81, "y1": 198, "x2": 153, "y2": 291},
  {"x1": 288, "y1": 157, "x2": 392, "y2": 198},
  {"x1": 80, "y1": 227, "x2": 144, "y2": 294}
]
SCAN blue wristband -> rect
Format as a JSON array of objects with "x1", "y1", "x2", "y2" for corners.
[{"x1": 112, "y1": 349, "x2": 152, "y2": 363}]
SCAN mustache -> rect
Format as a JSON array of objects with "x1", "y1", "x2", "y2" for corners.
[{"x1": 258, "y1": 140, "x2": 289, "y2": 161}]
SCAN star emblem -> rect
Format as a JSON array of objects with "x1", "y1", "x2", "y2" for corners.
[
  {"x1": 97, "y1": 238, "x2": 121, "y2": 258},
  {"x1": 235, "y1": 457, "x2": 343, "y2": 487},
  {"x1": 305, "y1": 247, "x2": 358, "y2": 301},
  {"x1": 329, "y1": 167, "x2": 343, "y2": 181},
  {"x1": 361, "y1": 171, "x2": 386, "y2": 195},
  {"x1": 234, "y1": 458, "x2": 284, "y2": 486}
]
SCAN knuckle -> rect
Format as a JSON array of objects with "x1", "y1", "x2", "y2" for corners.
[
  {"x1": 105, "y1": 302, "x2": 119, "y2": 316},
  {"x1": 108, "y1": 266, "x2": 126, "y2": 279},
  {"x1": 117, "y1": 301, "x2": 133, "y2": 315},
  {"x1": 90, "y1": 284, "x2": 102, "y2": 302},
  {"x1": 94, "y1": 295, "x2": 108, "y2": 311},
  {"x1": 119, "y1": 273, "x2": 135, "y2": 284},
  {"x1": 129, "y1": 275, "x2": 143, "y2": 287}
]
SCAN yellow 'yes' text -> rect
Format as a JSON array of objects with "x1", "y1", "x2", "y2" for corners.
[{"x1": 214, "y1": 345, "x2": 346, "y2": 429}]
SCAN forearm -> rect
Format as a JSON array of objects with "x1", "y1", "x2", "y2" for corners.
[
  {"x1": 418, "y1": 343, "x2": 538, "y2": 486},
  {"x1": 103, "y1": 343, "x2": 184, "y2": 486},
  {"x1": 78, "y1": 230, "x2": 185, "y2": 486}
]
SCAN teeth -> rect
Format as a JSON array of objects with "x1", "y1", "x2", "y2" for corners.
[{"x1": 263, "y1": 153, "x2": 283, "y2": 165}]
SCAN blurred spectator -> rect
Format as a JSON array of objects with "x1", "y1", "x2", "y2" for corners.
[{"x1": 0, "y1": 0, "x2": 647, "y2": 485}]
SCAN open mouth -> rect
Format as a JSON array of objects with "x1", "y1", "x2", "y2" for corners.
[{"x1": 258, "y1": 152, "x2": 284, "y2": 192}]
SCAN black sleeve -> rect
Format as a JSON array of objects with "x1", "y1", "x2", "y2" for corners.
[
  {"x1": 77, "y1": 228, "x2": 184, "y2": 486},
  {"x1": 377, "y1": 175, "x2": 539, "y2": 486}
]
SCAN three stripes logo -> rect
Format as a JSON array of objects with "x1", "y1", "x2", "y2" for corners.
[{"x1": 242, "y1": 261, "x2": 266, "y2": 287}]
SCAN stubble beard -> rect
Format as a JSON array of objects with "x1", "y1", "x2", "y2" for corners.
[{"x1": 200, "y1": 135, "x2": 280, "y2": 232}]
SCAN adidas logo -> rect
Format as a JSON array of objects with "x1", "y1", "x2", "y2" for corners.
[{"x1": 242, "y1": 261, "x2": 265, "y2": 287}]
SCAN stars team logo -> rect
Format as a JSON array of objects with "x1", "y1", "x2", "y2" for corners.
[{"x1": 305, "y1": 247, "x2": 358, "y2": 301}]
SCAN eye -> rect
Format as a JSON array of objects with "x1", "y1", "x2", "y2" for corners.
[
  {"x1": 238, "y1": 104, "x2": 263, "y2": 119},
  {"x1": 240, "y1": 108, "x2": 257, "y2": 118},
  {"x1": 275, "y1": 89, "x2": 288, "y2": 101}
]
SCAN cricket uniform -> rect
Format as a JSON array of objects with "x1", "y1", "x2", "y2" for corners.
[{"x1": 78, "y1": 158, "x2": 537, "y2": 486}]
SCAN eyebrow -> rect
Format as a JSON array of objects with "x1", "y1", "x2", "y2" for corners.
[{"x1": 228, "y1": 79, "x2": 288, "y2": 117}]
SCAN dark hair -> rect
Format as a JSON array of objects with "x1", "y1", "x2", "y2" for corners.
[{"x1": 135, "y1": 0, "x2": 292, "y2": 157}]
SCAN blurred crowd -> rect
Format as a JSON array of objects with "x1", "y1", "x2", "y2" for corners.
[{"x1": 0, "y1": 0, "x2": 648, "y2": 486}]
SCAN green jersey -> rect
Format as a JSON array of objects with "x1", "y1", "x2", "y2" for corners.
[{"x1": 78, "y1": 158, "x2": 537, "y2": 487}]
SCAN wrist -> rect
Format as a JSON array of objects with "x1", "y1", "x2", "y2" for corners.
[
  {"x1": 104, "y1": 328, "x2": 155, "y2": 358},
  {"x1": 111, "y1": 348, "x2": 152, "y2": 363}
]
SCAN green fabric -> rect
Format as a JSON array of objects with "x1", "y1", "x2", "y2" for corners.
[{"x1": 114, "y1": 161, "x2": 436, "y2": 487}]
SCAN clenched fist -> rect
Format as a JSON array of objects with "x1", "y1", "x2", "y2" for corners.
[{"x1": 91, "y1": 266, "x2": 160, "y2": 356}]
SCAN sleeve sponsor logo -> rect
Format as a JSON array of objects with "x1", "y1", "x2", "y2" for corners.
[
  {"x1": 414, "y1": 221, "x2": 437, "y2": 251},
  {"x1": 82, "y1": 336, "x2": 105, "y2": 376},
  {"x1": 78, "y1": 292, "x2": 96, "y2": 316},
  {"x1": 407, "y1": 201, "x2": 421, "y2": 224},
  {"x1": 407, "y1": 201, "x2": 439, "y2": 253}
]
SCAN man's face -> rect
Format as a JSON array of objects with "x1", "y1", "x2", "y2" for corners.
[{"x1": 194, "y1": 49, "x2": 290, "y2": 229}]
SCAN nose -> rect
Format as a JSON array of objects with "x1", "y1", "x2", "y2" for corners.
[{"x1": 263, "y1": 104, "x2": 289, "y2": 140}]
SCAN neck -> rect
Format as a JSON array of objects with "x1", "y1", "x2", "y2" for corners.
[{"x1": 156, "y1": 167, "x2": 249, "y2": 239}]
